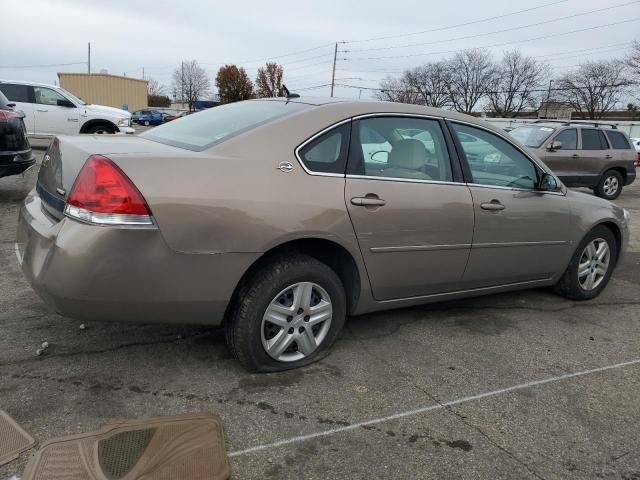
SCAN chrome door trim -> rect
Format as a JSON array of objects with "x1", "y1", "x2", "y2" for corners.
[
  {"x1": 347, "y1": 174, "x2": 466, "y2": 187},
  {"x1": 472, "y1": 240, "x2": 569, "y2": 249},
  {"x1": 370, "y1": 243, "x2": 472, "y2": 253},
  {"x1": 294, "y1": 118, "x2": 351, "y2": 178}
]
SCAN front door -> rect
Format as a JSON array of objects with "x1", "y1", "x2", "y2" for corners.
[
  {"x1": 539, "y1": 128, "x2": 581, "y2": 180},
  {"x1": 449, "y1": 121, "x2": 574, "y2": 288},
  {"x1": 33, "y1": 86, "x2": 78, "y2": 136},
  {"x1": 345, "y1": 116, "x2": 474, "y2": 301}
]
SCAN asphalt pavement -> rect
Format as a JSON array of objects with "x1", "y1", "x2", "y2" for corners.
[{"x1": 1, "y1": 149, "x2": 639, "y2": 479}]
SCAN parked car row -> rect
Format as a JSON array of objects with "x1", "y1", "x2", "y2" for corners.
[{"x1": 131, "y1": 109, "x2": 190, "y2": 126}]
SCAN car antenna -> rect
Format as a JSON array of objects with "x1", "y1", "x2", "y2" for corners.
[{"x1": 282, "y1": 84, "x2": 300, "y2": 103}]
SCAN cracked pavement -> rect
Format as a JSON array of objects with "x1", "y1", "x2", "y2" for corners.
[{"x1": 1, "y1": 150, "x2": 639, "y2": 479}]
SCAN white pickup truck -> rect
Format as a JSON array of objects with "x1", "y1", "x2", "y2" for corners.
[{"x1": 0, "y1": 80, "x2": 134, "y2": 137}]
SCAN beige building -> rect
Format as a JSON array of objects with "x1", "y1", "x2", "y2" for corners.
[{"x1": 58, "y1": 73, "x2": 148, "y2": 112}]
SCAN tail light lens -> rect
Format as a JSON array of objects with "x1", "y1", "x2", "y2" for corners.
[{"x1": 64, "y1": 155, "x2": 154, "y2": 226}]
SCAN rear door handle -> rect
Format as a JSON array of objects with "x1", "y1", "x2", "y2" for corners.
[
  {"x1": 36, "y1": 109, "x2": 48, "y2": 113},
  {"x1": 351, "y1": 196, "x2": 386, "y2": 207},
  {"x1": 480, "y1": 200, "x2": 505, "y2": 211},
  {"x1": 605, "y1": 154, "x2": 612, "y2": 159},
  {"x1": 571, "y1": 154, "x2": 579, "y2": 159}
]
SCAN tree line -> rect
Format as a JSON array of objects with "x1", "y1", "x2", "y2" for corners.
[
  {"x1": 146, "y1": 60, "x2": 286, "y2": 109},
  {"x1": 376, "y1": 42, "x2": 640, "y2": 119}
]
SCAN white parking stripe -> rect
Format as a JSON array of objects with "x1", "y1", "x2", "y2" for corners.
[{"x1": 228, "y1": 358, "x2": 640, "y2": 457}]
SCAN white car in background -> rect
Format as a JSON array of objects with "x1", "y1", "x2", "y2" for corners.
[
  {"x1": 631, "y1": 137, "x2": 640, "y2": 167},
  {"x1": 0, "y1": 80, "x2": 133, "y2": 137}
]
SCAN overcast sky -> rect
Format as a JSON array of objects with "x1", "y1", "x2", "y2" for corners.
[{"x1": 2, "y1": 0, "x2": 638, "y2": 99}]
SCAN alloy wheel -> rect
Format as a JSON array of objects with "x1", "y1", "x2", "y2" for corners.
[
  {"x1": 578, "y1": 238, "x2": 610, "y2": 290},
  {"x1": 603, "y1": 176, "x2": 619, "y2": 197},
  {"x1": 261, "y1": 282, "x2": 333, "y2": 362}
]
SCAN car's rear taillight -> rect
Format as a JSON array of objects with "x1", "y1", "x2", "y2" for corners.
[{"x1": 64, "y1": 155, "x2": 154, "y2": 226}]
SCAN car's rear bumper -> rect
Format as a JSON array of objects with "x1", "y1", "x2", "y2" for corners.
[
  {"x1": 624, "y1": 167, "x2": 636, "y2": 186},
  {"x1": 16, "y1": 190, "x2": 260, "y2": 325},
  {"x1": 0, "y1": 150, "x2": 36, "y2": 178}
]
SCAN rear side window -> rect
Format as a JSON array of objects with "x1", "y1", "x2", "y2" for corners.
[
  {"x1": 141, "y1": 100, "x2": 309, "y2": 151},
  {"x1": 553, "y1": 129, "x2": 577, "y2": 150},
  {"x1": 298, "y1": 123, "x2": 350, "y2": 175},
  {"x1": 606, "y1": 131, "x2": 631, "y2": 149},
  {"x1": 0, "y1": 83, "x2": 31, "y2": 103},
  {"x1": 581, "y1": 129, "x2": 609, "y2": 150}
]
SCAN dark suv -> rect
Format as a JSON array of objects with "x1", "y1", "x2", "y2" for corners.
[
  {"x1": 0, "y1": 90, "x2": 35, "y2": 179},
  {"x1": 510, "y1": 121, "x2": 636, "y2": 200}
]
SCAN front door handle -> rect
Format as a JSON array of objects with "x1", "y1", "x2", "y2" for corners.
[
  {"x1": 571, "y1": 154, "x2": 579, "y2": 159},
  {"x1": 351, "y1": 196, "x2": 386, "y2": 207},
  {"x1": 605, "y1": 154, "x2": 612, "y2": 159},
  {"x1": 480, "y1": 200, "x2": 505, "y2": 211}
]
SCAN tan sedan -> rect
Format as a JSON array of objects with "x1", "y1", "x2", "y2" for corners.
[{"x1": 16, "y1": 98, "x2": 630, "y2": 371}]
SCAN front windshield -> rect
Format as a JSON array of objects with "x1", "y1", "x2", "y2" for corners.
[
  {"x1": 509, "y1": 125, "x2": 555, "y2": 148},
  {"x1": 141, "y1": 100, "x2": 309, "y2": 151},
  {"x1": 58, "y1": 87, "x2": 87, "y2": 105}
]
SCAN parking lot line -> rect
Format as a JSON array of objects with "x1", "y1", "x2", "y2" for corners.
[{"x1": 228, "y1": 358, "x2": 640, "y2": 457}]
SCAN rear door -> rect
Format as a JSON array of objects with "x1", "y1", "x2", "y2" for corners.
[
  {"x1": 33, "y1": 86, "x2": 78, "y2": 135},
  {"x1": 579, "y1": 128, "x2": 611, "y2": 184},
  {"x1": 344, "y1": 115, "x2": 474, "y2": 301},
  {"x1": 0, "y1": 83, "x2": 34, "y2": 134},
  {"x1": 449, "y1": 121, "x2": 574, "y2": 289}
]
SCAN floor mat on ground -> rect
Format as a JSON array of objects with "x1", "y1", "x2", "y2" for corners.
[
  {"x1": 0, "y1": 410, "x2": 35, "y2": 467},
  {"x1": 22, "y1": 413, "x2": 229, "y2": 480}
]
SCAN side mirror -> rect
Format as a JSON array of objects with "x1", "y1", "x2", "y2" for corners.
[
  {"x1": 57, "y1": 99, "x2": 75, "y2": 108},
  {"x1": 546, "y1": 140, "x2": 562, "y2": 151},
  {"x1": 538, "y1": 173, "x2": 559, "y2": 191}
]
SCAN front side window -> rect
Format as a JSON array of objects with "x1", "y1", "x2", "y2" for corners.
[
  {"x1": 349, "y1": 116, "x2": 453, "y2": 182},
  {"x1": 581, "y1": 129, "x2": 609, "y2": 150},
  {"x1": 142, "y1": 100, "x2": 309, "y2": 151},
  {"x1": 552, "y1": 128, "x2": 577, "y2": 150},
  {"x1": 606, "y1": 130, "x2": 631, "y2": 149},
  {"x1": 34, "y1": 87, "x2": 67, "y2": 106},
  {"x1": 452, "y1": 123, "x2": 538, "y2": 190},
  {"x1": 298, "y1": 123, "x2": 350, "y2": 174},
  {"x1": 509, "y1": 125, "x2": 555, "y2": 148},
  {"x1": 0, "y1": 83, "x2": 31, "y2": 103}
]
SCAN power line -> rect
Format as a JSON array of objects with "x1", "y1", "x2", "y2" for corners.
[
  {"x1": 534, "y1": 41, "x2": 632, "y2": 59},
  {"x1": 0, "y1": 61, "x2": 87, "y2": 69},
  {"x1": 343, "y1": 0, "x2": 570, "y2": 44},
  {"x1": 347, "y1": 17, "x2": 640, "y2": 61},
  {"x1": 347, "y1": 1, "x2": 640, "y2": 53}
]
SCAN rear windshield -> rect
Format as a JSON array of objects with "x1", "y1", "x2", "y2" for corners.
[
  {"x1": 141, "y1": 100, "x2": 310, "y2": 151},
  {"x1": 509, "y1": 125, "x2": 556, "y2": 148}
]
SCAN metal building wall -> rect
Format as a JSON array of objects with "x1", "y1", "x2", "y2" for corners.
[{"x1": 57, "y1": 73, "x2": 148, "y2": 112}]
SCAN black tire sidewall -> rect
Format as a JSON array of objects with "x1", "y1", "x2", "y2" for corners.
[
  {"x1": 559, "y1": 226, "x2": 618, "y2": 300},
  {"x1": 88, "y1": 125, "x2": 115, "y2": 134},
  {"x1": 596, "y1": 170, "x2": 623, "y2": 200},
  {"x1": 231, "y1": 257, "x2": 346, "y2": 372}
]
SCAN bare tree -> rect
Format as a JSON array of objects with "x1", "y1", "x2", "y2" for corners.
[
  {"x1": 215, "y1": 65, "x2": 254, "y2": 104},
  {"x1": 556, "y1": 60, "x2": 631, "y2": 119},
  {"x1": 375, "y1": 77, "x2": 420, "y2": 104},
  {"x1": 487, "y1": 50, "x2": 549, "y2": 117},
  {"x1": 447, "y1": 49, "x2": 495, "y2": 113},
  {"x1": 147, "y1": 78, "x2": 166, "y2": 96},
  {"x1": 625, "y1": 40, "x2": 640, "y2": 82},
  {"x1": 404, "y1": 61, "x2": 451, "y2": 108},
  {"x1": 255, "y1": 62, "x2": 284, "y2": 98},
  {"x1": 172, "y1": 60, "x2": 211, "y2": 111}
]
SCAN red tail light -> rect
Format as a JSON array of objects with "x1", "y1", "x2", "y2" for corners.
[{"x1": 65, "y1": 155, "x2": 153, "y2": 226}]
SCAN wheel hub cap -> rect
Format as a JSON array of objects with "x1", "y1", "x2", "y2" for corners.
[
  {"x1": 578, "y1": 238, "x2": 610, "y2": 290},
  {"x1": 603, "y1": 176, "x2": 619, "y2": 196},
  {"x1": 261, "y1": 282, "x2": 332, "y2": 362}
]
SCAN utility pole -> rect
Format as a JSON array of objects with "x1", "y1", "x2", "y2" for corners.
[
  {"x1": 142, "y1": 67, "x2": 145, "y2": 80},
  {"x1": 543, "y1": 79, "x2": 553, "y2": 118},
  {"x1": 88, "y1": 42, "x2": 91, "y2": 73},
  {"x1": 330, "y1": 42, "x2": 338, "y2": 98}
]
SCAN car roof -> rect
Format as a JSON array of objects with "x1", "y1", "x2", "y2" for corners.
[{"x1": 0, "y1": 79, "x2": 63, "y2": 89}]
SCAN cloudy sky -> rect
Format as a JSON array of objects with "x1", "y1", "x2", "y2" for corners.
[{"x1": 1, "y1": 0, "x2": 638, "y2": 99}]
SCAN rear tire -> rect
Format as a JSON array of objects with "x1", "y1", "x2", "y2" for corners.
[
  {"x1": 595, "y1": 170, "x2": 623, "y2": 200},
  {"x1": 553, "y1": 226, "x2": 617, "y2": 300},
  {"x1": 144, "y1": 120, "x2": 150, "y2": 126},
  {"x1": 225, "y1": 254, "x2": 346, "y2": 372}
]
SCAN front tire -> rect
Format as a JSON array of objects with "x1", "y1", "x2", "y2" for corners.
[
  {"x1": 87, "y1": 124, "x2": 116, "y2": 134},
  {"x1": 225, "y1": 254, "x2": 346, "y2": 372},
  {"x1": 595, "y1": 170, "x2": 623, "y2": 200},
  {"x1": 553, "y1": 226, "x2": 617, "y2": 300}
]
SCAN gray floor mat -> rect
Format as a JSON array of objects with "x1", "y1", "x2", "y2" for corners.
[{"x1": 0, "y1": 410, "x2": 35, "y2": 467}]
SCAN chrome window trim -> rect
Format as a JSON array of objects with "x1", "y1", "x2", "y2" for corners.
[
  {"x1": 347, "y1": 174, "x2": 465, "y2": 187},
  {"x1": 294, "y1": 118, "x2": 352, "y2": 177},
  {"x1": 467, "y1": 183, "x2": 566, "y2": 196},
  {"x1": 352, "y1": 112, "x2": 443, "y2": 121}
]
